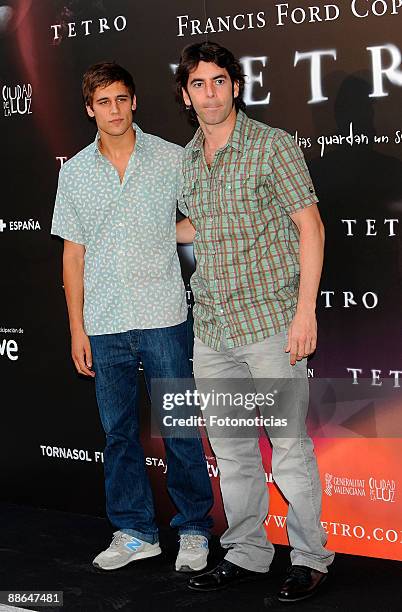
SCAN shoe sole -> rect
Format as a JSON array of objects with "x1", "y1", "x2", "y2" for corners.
[
  {"x1": 277, "y1": 574, "x2": 328, "y2": 603},
  {"x1": 93, "y1": 546, "x2": 162, "y2": 571}
]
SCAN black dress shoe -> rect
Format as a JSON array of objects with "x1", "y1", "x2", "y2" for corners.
[
  {"x1": 277, "y1": 565, "x2": 328, "y2": 602},
  {"x1": 188, "y1": 559, "x2": 266, "y2": 591}
]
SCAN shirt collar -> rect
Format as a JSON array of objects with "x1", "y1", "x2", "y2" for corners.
[
  {"x1": 190, "y1": 109, "x2": 249, "y2": 159},
  {"x1": 92, "y1": 122, "x2": 144, "y2": 159}
]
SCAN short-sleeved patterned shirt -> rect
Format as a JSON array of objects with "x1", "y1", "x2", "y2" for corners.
[
  {"x1": 179, "y1": 110, "x2": 318, "y2": 350},
  {"x1": 51, "y1": 124, "x2": 187, "y2": 335}
]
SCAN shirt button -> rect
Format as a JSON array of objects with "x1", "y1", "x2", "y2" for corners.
[{"x1": 219, "y1": 309, "x2": 224, "y2": 315}]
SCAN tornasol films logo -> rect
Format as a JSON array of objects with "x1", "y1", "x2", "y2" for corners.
[{"x1": 2, "y1": 83, "x2": 32, "y2": 117}]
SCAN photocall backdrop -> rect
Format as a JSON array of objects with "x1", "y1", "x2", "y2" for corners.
[{"x1": 0, "y1": 0, "x2": 401, "y2": 561}]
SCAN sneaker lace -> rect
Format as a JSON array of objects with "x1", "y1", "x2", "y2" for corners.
[
  {"x1": 180, "y1": 535, "x2": 206, "y2": 550},
  {"x1": 110, "y1": 532, "x2": 130, "y2": 547}
]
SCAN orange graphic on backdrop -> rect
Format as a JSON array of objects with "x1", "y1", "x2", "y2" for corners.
[{"x1": 260, "y1": 437, "x2": 402, "y2": 561}]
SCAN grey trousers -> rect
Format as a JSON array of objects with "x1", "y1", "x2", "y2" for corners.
[{"x1": 193, "y1": 330, "x2": 335, "y2": 573}]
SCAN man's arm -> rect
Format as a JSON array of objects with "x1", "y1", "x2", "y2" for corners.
[
  {"x1": 176, "y1": 217, "x2": 196, "y2": 244},
  {"x1": 63, "y1": 239, "x2": 95, "y2": 377},
  {"x1": 286, "y1": 204, "x2": 325, "y2": 366}
]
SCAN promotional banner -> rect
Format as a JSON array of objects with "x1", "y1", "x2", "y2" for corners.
[{"x1": 0, "y1": 0, "x2": 401, "y2": 561}]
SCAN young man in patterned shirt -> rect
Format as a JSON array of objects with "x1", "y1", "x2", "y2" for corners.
[
  {"x1": 176, "y1": 42, "x2": 334, "y2": 601},
  {"x1": 51, "y1": 62, "x2": 213, "y2": 572}
]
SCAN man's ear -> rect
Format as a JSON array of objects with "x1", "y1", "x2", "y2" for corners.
[
  {"x1": 233, "y1": 80, "x2": 239, "y2": 99},
  {"x1": 86, "y1": 104, "x2": 95, "y2": 118},
  {"x1": 182, "y1": 87, "x2": 191, "y2": 108},
  {"x1": 131, "y1": 94, "x2": 137, "y2": 112}
]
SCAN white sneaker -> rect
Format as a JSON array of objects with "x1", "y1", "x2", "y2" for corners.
[
  {"x1": 175, "y1": 534, "x2": 209, "y2": 572},
  {"x1": 93, "y1": 531, "x2": 161, "y2": 570}
]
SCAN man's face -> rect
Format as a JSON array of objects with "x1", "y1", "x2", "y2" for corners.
[
  {"x1": 86, "y1": 81, "x2": 136, "y2": 136},
  {"x1": 182, "y1": 61, "x2": 239, "y2": 127}
]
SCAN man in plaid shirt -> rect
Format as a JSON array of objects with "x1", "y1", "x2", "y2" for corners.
[{"x1": 176, "y1": 42, "x2": 334, "y2": 602}]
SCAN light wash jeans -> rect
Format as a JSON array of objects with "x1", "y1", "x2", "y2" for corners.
[{"x1": 193, "y1": 329, "x2": 334, "y2": 573}]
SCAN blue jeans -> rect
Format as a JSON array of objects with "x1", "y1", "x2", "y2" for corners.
[{"x1": 89, "y1": 320, "x2": 213, "y2": 544}]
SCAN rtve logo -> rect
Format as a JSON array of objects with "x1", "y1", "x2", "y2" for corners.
[{"x1": 0, "y1": 339, "x2": 19, "y2": 361}]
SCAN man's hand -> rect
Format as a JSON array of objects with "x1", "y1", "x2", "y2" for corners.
[
  {"x1": 285, "y1": 310, "x2": 317, "y2": 366},
  {"x1": 71, "y1": 328, "x2": 95, "y2": 377}
]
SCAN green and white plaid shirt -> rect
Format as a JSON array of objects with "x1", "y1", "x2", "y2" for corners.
[{"x1": 179, "y1": 110, "x2": 318, "y2": 350}]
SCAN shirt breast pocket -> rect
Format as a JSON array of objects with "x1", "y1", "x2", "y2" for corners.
[
  {"x1": 220, "y1": 172, "x2": 265, "y2": 215},
  {"x1": 183, "y1": 178, "x2": 208, "y2": 219}
]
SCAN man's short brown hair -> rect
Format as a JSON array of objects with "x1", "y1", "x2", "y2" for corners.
[{"x1": 82, "y1": 62, "x2": 136, "y2": 108}]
